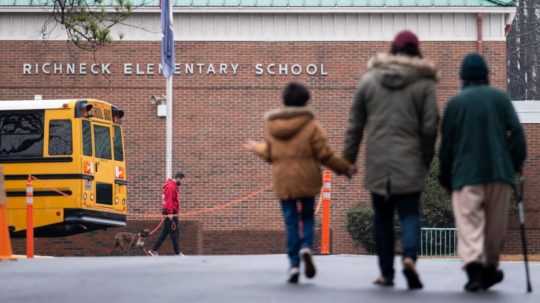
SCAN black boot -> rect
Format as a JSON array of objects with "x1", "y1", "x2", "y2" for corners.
[
  {"x1": 482, "y1": 265, "x2": 504, "y2": 290},
  {"x1": 464, "y1": 262, "x2": 484, "y2": 292}
]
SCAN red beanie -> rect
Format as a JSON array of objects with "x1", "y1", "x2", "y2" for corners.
[{"x1": 392, "y1": 30, "x2": 419, "y2": 50}]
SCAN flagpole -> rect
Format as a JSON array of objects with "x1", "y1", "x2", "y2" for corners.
[
  {"x1": 162, "y1": 0, "x2": 174, "y2": 180},
  {"x1": 166, "y1": 75, "x2": 173, "y2": 179}
]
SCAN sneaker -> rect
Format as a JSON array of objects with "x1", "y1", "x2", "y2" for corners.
[
  {"x1": 177, "y1": 252, "x2": 185, "y2": 257},
  {"x1": 300, "y1": 247, "x2": 317, "y2": 279},
  {"x1": 148, "y1": 250, "x2": 159, "y2": 256},
  {"x1": 482, "y1": 266, "x2": 504, "y2": 290},
  {"x1": 287, "y1": 267, "x2": 300, "y2": 284},
  {"x1": 464, "y1": 262, "x2": 484, "y2": 292},
  {"x1": 402, "y1": 257, "x2": 423, "y2": 290}
]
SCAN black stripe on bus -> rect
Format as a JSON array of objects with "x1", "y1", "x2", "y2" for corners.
[
  {"x1": 6, "y1": 190, "x2": 73, "y2": 197},
  {"x1": 0, "y1": 157, "x2": 73, "y2": 163},
  {"x1": 115, "y1": 179, "x2": 128, "y2": 185},
  {"x1": 5, "y1": 174, "x2": 94, "y2": 181}
]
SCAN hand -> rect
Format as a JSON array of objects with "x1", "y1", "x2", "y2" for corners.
[{"x1": 243, "y1": 140, "x2": 259, "y2": 152}]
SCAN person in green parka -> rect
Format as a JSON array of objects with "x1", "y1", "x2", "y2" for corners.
[{"x1": 439, "y1": 53, "x2": 527, "y2": 292}]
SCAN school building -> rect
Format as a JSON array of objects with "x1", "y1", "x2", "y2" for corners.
[{"x1": 1, "y1": 0, "x2": 540, "y2": 256}]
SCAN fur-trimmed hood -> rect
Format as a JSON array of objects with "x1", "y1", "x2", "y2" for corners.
[
  {"x1": 264, "y1": 107, "x2": 314, "y2": 140},
  {"x1": 368, "y1": 53, "x2": 439, "y2": 89}
]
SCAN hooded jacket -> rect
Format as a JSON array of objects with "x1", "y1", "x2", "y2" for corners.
[
  {"x1": 162, "y1": 179, "x2": 179, "y2": 215},
  {"x1": 253, "y1": 107, "x2": 351, "y2": 199},
  {"x1": 343, "y1": 53, "x2": 439, "y2": 196}
]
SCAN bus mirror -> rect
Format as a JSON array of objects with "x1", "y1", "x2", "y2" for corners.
[
  {"x1": 112, "y1": 108, "x2": 124, "y2": 124},
  {"x1": 75, "y1": 101, "x2": 93, "y2": 118},
  {"x1": 84, "y1": 104, "x2": 93, "y2": 118}
]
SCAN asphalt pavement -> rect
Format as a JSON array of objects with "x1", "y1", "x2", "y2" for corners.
[{"x1": 1, "y1": 255, "x2": 538, "y2": 303}]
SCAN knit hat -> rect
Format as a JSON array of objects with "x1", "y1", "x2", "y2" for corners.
[
  {"x1": 391, "y1": 30, "x2": 420, "y2": 55},
  {"x1": 460, "y1": 53, "x2": 489, "y2": 81}
]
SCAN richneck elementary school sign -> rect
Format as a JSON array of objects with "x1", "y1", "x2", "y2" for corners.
[{"x1": 22, "y1": 62, "x2": 328, "y2": 76}]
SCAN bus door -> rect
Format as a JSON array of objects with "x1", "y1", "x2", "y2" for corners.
[
  {"x1": 112, "y1": 125, "x2": 127, "y2": 212},
  {"x1": 91, "y1": 122, "x2": 115, "y2": 209},
  {"x1": 81, "y1": 119, "x2": 94, "y2": 208}
]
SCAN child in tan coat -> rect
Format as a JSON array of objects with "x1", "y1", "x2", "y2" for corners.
[{"x1": 245, "y1": 82, "x2": 354, "y2": 284}]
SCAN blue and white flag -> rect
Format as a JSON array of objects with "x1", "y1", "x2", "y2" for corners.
[{"x1": 160, "y1": 0, "x2": 175, "y2": 78}]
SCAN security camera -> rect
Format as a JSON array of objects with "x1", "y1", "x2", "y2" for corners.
[{"x1": 150, "y1": 95, "x2": 158, "y2": 105}]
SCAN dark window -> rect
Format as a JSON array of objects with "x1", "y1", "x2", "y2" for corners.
[
  {"x1": 0, "y1": 110, "x2": 44, "y2": 159},
  {"x1": 93, "y1": 125, "x2": 111, "y2": 159},
  {"x1": 49, "y1": 120, "x2": 72, "y2": 155},
  {"x1": 82, "y1": 120, "x2": 92, "y2": 156},
  {"x1": 113, "y1": 126, "x2": 124, "y2": 161},
  {"x1": 96, "y1": 183, "x2": 113, "y2": 205}
]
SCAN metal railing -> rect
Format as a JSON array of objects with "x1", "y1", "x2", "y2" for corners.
[{"x1": 420, "y1": 227, "x2": 457, "y2": 257}]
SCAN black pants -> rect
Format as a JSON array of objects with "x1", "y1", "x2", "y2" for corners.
[
  {"x1": 372, "y1": 192, "x2": 421, "y2": 281},
  {"x1": 152, "y1": 217, "x2": 180, "y2": 254}
]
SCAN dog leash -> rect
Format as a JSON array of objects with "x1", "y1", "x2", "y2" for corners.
[
  {"x1": 142, "y1": 183, "x2": 272, "y2": 221},
  {"x1": 148, "y1": 217, "x2": 165, "y2": 236}
]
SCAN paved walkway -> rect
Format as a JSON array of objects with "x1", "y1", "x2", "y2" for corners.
[{"x1": 1, "y1": 255, "x2": 538, "y2": 303}]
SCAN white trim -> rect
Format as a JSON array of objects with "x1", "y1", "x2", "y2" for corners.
[
  {"x1": 0, "y1": 12, "x2": 511, "y2": 41},
  {"x1": 512, "y1": 101, "x2": 540, "y2": 124},
  {"x1": 0, "y1": 100, "x2": 74, "y2": 110},
  {"x1": 0, "y1": 6, "x2": 517, "y2": 14}
]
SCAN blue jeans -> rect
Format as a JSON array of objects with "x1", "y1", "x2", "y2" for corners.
[
  {"x1": 372, "y1": 192, "x2": 421, "y2": 281},
  {"x1": 280, "y1": 197, "x2": 315, "y2": 268}
]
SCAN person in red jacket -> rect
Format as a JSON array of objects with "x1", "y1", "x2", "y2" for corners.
[{"x1": 149, "y1": 172, "x2": 184, "y2": 256}]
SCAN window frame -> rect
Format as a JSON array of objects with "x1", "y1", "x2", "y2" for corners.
[
  {"x1": 113, "y1": 125, "x2": 124, "y2": 162},
  {"x1": 0, "y1": 110, "x2": 45, "y2": 160},
  {"x1": 82, "y1": 120, "x2": 93, "y2": 157},
  {"x1": 93, "y1": 124, "x2": 112, "y2": 160},
  {"x1": 48, "y1": 119, "x2": 73, "y2": 156}
]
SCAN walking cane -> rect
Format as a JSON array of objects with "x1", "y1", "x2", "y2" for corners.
[{"x1": 514, "y1": 176, "x2": 533, "y2": 293}]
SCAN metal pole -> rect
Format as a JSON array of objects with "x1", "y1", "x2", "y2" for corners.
[
  {"x1": 515, "y1": 177, "x2": 533, "y2": 293},
  {"x1": 166, "y1": 76, "x2": 173, "y2": 179}
]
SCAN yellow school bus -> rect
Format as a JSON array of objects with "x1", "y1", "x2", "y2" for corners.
[{"x1": 0, "y1": 99, "x2": 127, "y2": 236}]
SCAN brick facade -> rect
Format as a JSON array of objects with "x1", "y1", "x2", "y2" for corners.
[{"x1": 1, "y1": 40, "x2": 538, "y2": 256}]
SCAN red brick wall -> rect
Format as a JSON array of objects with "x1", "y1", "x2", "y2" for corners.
[{"x1": 1, "y1": 40, "x2": 538, "y2": 256}]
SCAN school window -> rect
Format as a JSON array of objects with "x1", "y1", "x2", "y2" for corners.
[
  {"x1": 113, "y1": 125, "x2": 124, "y2": 161},
  {"x1": 94, "y1": 125, "x2": 112, "y2": 160},
  {"x1": 0, "y1": 110, "x2": 44, "y2": 159},
  {"x1": 82, "y1": 120, "x2": 92, "y2": 156},
  {"x1": 48, "y1": 120, "x2": 72, "y2": 156}
]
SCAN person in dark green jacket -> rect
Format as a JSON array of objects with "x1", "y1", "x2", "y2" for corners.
[{"x1": 439, "y1": 53, "x2": 527, "y2": 292}]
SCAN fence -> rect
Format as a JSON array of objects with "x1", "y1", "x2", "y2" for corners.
[{"x1": 420, "y1": 227, "x2": 457, "y2": 257}]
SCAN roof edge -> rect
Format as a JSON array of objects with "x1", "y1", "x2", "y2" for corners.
[{"x1": 0, "y1": 6, "x2": 517, "y2": 14}]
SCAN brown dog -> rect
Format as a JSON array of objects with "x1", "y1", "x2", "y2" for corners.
[{"x1": 112, "y1": 229, "x2": 150, "y2": 256}]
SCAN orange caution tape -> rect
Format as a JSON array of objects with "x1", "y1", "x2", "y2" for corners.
[
  {"x1": 29, "y1": 176, "x2": 70, "y2": 197},
  {"x1": 141, "y1": 183, "x2": 272, "y2": 220}
]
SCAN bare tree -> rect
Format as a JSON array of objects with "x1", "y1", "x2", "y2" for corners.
[{"x1": 48, "y1": 0, "x2": 133, "y2": 50}]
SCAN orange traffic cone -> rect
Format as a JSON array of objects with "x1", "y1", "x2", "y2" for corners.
[
  {"x1": 0, "y1": 165, "x2": 15, "y2": 261},
  {"x1": 0, "y1": 205, "x2": 15, "y2": 261}
]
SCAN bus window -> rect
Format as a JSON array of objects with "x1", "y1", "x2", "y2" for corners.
[
  {"x1": 113, "y1": 126, "x2": 123, "y2": 161},
  {"x1": 94, "y1": 125, "x2": 112, "y2": 160},
  {"x1": 82, "y1": 120, "x2": 92, "y2": 156},
  {"x1": 0, "y1": 110, "x2": 44, "y2": 159},
  {"x1": 48, "y1": 120, "x2": 72, "y2": 155}
]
